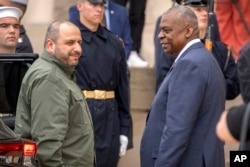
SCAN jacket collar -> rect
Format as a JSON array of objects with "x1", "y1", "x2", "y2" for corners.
[
  {"x1": 75, "y1": 20, "x2": 108, "y2": 43},
  {"x1": 41, "y1": 50, "x2": 76, "y2": 79},
  {"x1": 175, "y1": 39, "x2": 201, "y2": 63}
]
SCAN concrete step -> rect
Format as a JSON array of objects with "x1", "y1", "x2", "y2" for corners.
[{"x1": 130, "y1": 67, "x2": 156, "y2": 110}]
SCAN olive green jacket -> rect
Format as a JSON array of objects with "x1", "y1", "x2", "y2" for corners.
[{"x1": 15, "y1": 50, "x2": 95, "y2": 167}]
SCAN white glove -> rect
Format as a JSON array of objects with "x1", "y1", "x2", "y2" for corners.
[{"x1": 119, "y1": 135, "x2": 128, "y2": 156}]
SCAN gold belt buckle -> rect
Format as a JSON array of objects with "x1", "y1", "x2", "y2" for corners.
[
  {"x1": 94, "y1": 90, "x2": 106, "y2": 99},
  {"x1": 83, "y1": 90, "x2": 114, "y2": 99}
]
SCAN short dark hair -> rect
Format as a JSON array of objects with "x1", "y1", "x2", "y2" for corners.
[{"x1": 44, "y1": 20, "x2": 76, "y2": 47}]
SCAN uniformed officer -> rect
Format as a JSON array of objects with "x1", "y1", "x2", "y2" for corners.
[
  {"x1": 0, "y1": 5, "x2": 24, "y2": 125},
  {"x1": 0, "y1": 0, "x2": 33, "y2": 124},
  {"x1": 9, "y1": 0, "x2": 33, "y2": 53},
  {"x1": 0, "y1": 6, "x2": 23, "y2": 114},
  {"x1": 155, "y1": 0, "x2": 240, "y2": 100},
  {"x1": 0, "y1": 0, "x2": 34, "y2": 113},
  {"x1": 72, "y1": 0, "x2": 132, "y2": 167}
]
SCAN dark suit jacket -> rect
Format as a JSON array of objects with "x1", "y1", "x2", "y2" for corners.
[
  {"x1": 69, "y1": 2, "x2": 133, "y2": 59},
  {"x1": 140, "y1": 41, "x2": 226, "y2": 167}
]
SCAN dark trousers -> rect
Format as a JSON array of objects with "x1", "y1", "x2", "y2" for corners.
[{"x1": 110, "y1": 0, "x2": 147, "y2": 53}]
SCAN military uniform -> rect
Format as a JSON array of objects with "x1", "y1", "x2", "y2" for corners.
[
  {"x1": 74, "y1": 20, "x2": 132, "y2": 167},
  {"x1": 3, "y1": 25, "x2": 33, "y2": 128},
  {"x1": 212, "y1": 40, "x2": 240, "y2": 100}
]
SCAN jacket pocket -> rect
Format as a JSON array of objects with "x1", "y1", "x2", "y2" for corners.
[{"x1": 70, "y1": 92, "x2": 92, "y2": 135}]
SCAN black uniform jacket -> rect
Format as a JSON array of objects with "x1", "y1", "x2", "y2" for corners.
[{"x1": 74, "y1": 20, "x2": 132, "y2": 161}]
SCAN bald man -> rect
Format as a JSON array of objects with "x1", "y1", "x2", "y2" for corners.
[{"x1": 140, "y1": 5, "x2": 225, "y2": 167}]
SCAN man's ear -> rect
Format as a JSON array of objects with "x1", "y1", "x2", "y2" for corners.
[
  {"x1": 45, "y1": 39, "x2": 55, "y2": 54},
  {"x1": 185, "y1": 25, "x2": 194, "y2": 38},
  {"x1": 76, "y1": 1, "x2": 83, "y2": 12}
]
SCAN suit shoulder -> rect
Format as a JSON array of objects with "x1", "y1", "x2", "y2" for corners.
[
  {"x1": 185, "y1": 46, "x2": 216, "y2": 65},
  {"x1": 110, "y1": 2, "x2": 128, "y2": 12}
]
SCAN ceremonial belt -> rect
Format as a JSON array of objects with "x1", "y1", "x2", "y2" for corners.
[{"x1": 82, "y1": 90, "x2": 115, "y2": 100}]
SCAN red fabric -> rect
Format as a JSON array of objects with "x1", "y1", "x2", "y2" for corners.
[{"x1": 215, "y1": 0, "x2": 250, "y2": 60}]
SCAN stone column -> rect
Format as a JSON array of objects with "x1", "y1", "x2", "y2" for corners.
[{"x1": 22, "y1": 0, "x2": 55, "y2": 25}]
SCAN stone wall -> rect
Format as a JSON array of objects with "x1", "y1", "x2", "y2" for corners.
[
  {"x1": 53, "y1": 0, "x2": 76, "y2": 20},
  {"x1": 22, "y1": 0, "x2": 54, "y2": 24}
]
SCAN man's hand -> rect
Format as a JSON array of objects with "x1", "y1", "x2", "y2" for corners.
[{"x1": 119, "y1": 135, "x2": 128, "y2": 156}]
